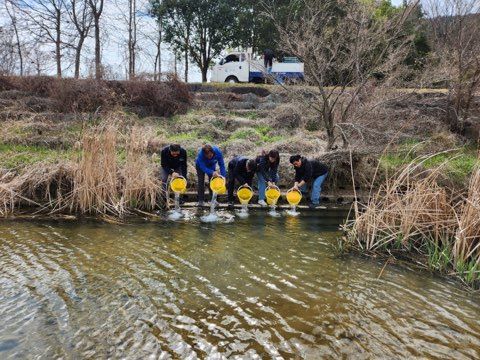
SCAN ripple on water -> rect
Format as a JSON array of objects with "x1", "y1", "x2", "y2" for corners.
[{"x1": 0, "y1": 216, "x2": 480, "y2": 359}]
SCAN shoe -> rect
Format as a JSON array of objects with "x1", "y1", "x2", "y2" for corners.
[
  {"x1": 258, "y1": 200, "x2": 267, "y2": 207},
  {"x1": 308, "y1": 202, "x2": 320, "y2": 209},
  {"x1": 196, "y1": 201, "x2": 205, "y2": 207}
]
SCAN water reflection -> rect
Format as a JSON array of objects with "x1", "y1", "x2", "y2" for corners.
[{"x1": 0, "y1": 213, "x2": 479, "y2": 359}]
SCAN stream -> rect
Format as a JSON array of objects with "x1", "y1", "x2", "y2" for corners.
[{"x1": 1, "y1": 211, "x2": 479, "y2": 358}]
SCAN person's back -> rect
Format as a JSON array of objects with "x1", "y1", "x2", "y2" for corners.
[
  {"x1": 195, "y1": 144, "x2": 226, "y2": 205},
  {"x1": 263, "y1": 48, "x2": 274, "y2": 70},
  {"x1": 310, "y1": 159, "x2": 328, "y2": 178}
]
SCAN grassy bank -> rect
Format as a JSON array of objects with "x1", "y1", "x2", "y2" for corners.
[{"x1": 341, "y1": 149, "x2": 480, "y2": 288}]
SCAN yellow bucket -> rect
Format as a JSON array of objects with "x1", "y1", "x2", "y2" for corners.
[
  {"x1": 210, "y1": 176, "x2": 226, "y2": 193},
  {"x1": 170, "y1": 176, "x2": 187, "y2": 193},
  {"x1": 265, "y1": 185, "x2": 281, "y2": 205},
  {"x1": 286, "y1": 188, "x2": 302, "y2": 206},
  {"x1": 237, "y1": 185, "x2": 253, "y2": 205}
]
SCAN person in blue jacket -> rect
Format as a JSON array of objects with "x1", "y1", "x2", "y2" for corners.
[{"x1": 195, "y1": 144, "x2": 226, "y2": 205}]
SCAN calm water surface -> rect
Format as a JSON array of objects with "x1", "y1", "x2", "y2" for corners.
[{"x1": 1, "y1": 210, "x2": 479, "y2": 359}]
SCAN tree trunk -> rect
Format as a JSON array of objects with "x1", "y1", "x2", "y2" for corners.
[
  {"x1": 184, "y1": 46, "x2": 188, "y2": 82},
  {"x1": 201, "y1": 66, "x2": 208, "y2": 82},
  {"x1": 157, "y1": 21, "x2": 162, "y2": 80},
  {"x1": 74, "y1": 37, "x2": 85, "y2": 79},
  {"x1": 94, "y1": 15, "x2": 101, "y2": 79},
  {"x1": 55, "y1": 9, "x2": 62, "y2": 78},
  {"x1": 6, "y1": 1, "x2": 23, "y2": 76}
]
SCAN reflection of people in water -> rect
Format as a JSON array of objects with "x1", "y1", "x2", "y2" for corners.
[{"x1": 263, "y1": 48, "x2": 274, "y2": 73}]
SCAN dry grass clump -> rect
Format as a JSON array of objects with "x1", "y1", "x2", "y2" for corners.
[
  {"x1": 122, "y1": 126, "x2": 162, "y2": 210},
  {"x1": 0, "y1": 75, "x2": 192, "y2": 116},
  {"x1": 71, "y1": 123, "x2": 121, "y2": 215},
  {"x1": 271, "y1": 103, "x2": 304, "y2": 129},
  {"x1": 351, "y1": 169, "x2": 456, "y2": 251},
  {"x1": 344, "y1": 151, "x2": 480, "y2": 286},
  {"x1": 0, "y1": 162, "x2": 75, "y2": 216},
  {"x1": 454, "y1": 162, "x2": 480, "y2": 264},
  {"x1": 0, "y1": 122, "x2": 165, "y2": 217}
]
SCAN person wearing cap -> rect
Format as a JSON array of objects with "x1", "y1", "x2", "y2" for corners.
[
  {"x1": 227, "y1": 156, "x2": 257, "y2": 207},
  {"x1": 289, "y1": 155, "x2": 328, "y2": 209},
  {"x1": 195, "y1": 144, "x2": 226, "y2": 206}
]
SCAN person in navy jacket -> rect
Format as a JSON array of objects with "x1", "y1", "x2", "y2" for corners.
[
  {"x1": 195, "y1": 144, "x2": 226, "y2": 205},
  {"x1": 227, "y1": 156, "x2": 257, "y2": 205}
]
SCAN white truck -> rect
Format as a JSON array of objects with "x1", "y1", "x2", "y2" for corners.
[{"x1": 210, "y1": 51, "x2": 304, "y2": 84}]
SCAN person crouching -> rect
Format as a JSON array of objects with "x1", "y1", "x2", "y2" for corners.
[{"x1": 289, "y1": 155, "x2": 328, "y2": 209}]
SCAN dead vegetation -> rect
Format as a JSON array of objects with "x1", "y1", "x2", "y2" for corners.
[
  {"x1": 0, "y1": 75, "x2": 192, "y2": 116},
  {"x1": 343, "y1": 151, "x2": 480, "y2": 287},
  {"x1": 0, "y1": 122, "x2": 164, "y2": 218}
]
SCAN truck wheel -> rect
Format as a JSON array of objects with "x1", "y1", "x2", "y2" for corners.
[{"x1": 225, "y1": 76, "x2": 239, "y2": 84}]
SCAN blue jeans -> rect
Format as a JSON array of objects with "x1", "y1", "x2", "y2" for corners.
[
  {"x1": 300, "y1": 173, "x2": 328, "y2": 205},
  {"x1": 257, "y1": 172, "x2": 279, "y2": 201}
]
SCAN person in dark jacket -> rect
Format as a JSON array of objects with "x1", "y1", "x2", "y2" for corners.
[
  {"x1": 227, "y1": 156, "x2": 257, "y2": 206},
  {"x1": 195, "y1": 144, "x2": 226, "y2": 205},
  {"x1": 289, "y1": 155, "x2": 328, "y2": 209},
  {"x1": 256, "y1": 150, "x2": 280, "y2": 206},
  {"x1": 160, "y1": 144, "x2": 187, "y2": 192},
  {"x1": 263, "y1": 48, "x2": 274, "y2": 72}
]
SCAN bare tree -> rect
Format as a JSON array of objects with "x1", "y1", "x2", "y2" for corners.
[
  {"x1": 0, "y1": 23, "x2": 18, "y2": 75},
  {"x1": 15, "y1": 0, "x2": 67, "y2": 77},
  {"x1": 68, "y1": 0, "x2": 93, "y2": 78},
  {"x1": 88, "y1": 0, "x2": 104, "y2": 79},
  {"x1": 140, "y1": 19, "x2": 163, "y2": 80},
  {"x1": 5, "y1": 0, "x2": 24, "y2": 76},
  {"x1": 267, "y1": 0, "x2": 420, "y2": 150},
  {"x1": 426, "y1": 0, "x2": 480, "y2": 132},
  {"x1": 128, "y1": 0, "x2": 137, "y2": 79},
  {"x1": 113, "y1": 0, "x2": 139, "y2": 79}
]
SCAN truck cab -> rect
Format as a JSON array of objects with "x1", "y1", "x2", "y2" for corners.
[{"x1": 211, "y1": 52, "x2": 250, "y2": 83}]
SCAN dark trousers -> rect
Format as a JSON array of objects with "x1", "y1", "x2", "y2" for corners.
[
  {"x1": 264, "y1": 57, "x2": 273, "y2": 68},
  {"x1": 160, "y1": 167, "x2": 182, "y2": 192},
  {"x1": 196, "y1": 164, "x2": 212, "y2": 202},
  {"x1": 227, "y1": 178, "x2": 236, "y2": 203}
]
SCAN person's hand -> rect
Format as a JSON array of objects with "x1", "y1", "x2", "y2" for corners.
[
  {"x1": 172, "y1": 172, "x2": 180, "y2": 178},
  {"x1": 212, "y1": 171, "x2": 219, "y2": 177},
  {"x1": 293, "y1": 182, "x2": 299, "y2": 190},
  {"x1": 267, "y1": 181, "x2": 274, "y2": 187},
  {"x1": 243, "y1": 183, "x2": 248, "y2": 187}
]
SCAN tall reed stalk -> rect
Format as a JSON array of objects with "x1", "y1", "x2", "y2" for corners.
[
  {"x1": 122, "y1": 126, "x2": 161, "y2": 210},
  {"x1": 345, "y1": 151, "x2": 480, "y2": 286},
  {"x1": 71, "y1": 123, "x2": 121, "y2": 215}
]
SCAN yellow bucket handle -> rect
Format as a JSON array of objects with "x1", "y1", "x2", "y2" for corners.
[
  {"x1": 238, "y1": 184, "x2": 253, "y2": 192},
  {"x1": 286, "y1": 187, "x2": 302, "y2": 206},
  {"x1": 169, "y1": 176, "x2": 187, "y2": 193},
  {"x1": 266, "y1": 184, "x2": 280, "y2": 193},
  {"x1": 265, "y1": 184, "x2": 281, "y2": 205},
  {"x1": 210, "y1": 175, "x2": 226, "y2": 193},
  {"x1": 237, "y1": 184, "x2": 253, "y2": 204}
]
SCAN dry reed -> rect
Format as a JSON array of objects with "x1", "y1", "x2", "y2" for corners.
[
  {"x1": 71, "y1": 123, "x2": 121, "y2": 215},
  {"x1": 345, "y1": 150, "x2": 480, "y2": 286},
  {"x1": 454, "y1": 160, "x2": 480, "y2": 264},
  {"x1": 351, "y1": 160, "x2": 456, "y2": 251},
  {"x1": 122, "y1": 126, "x2": 162, "y2": 210}
]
